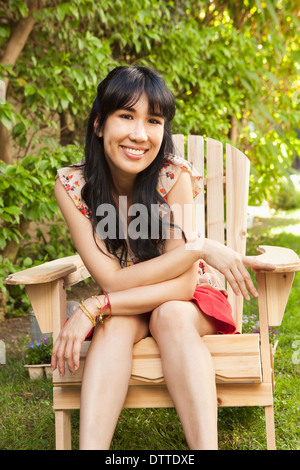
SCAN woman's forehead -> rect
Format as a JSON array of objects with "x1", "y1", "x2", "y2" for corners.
[
  {"x1": 120, "y1": 92, "x2": 164, "y2": 117},
  {"x1": 121, "y1": 91, "x2": 163, "y2": 117}
]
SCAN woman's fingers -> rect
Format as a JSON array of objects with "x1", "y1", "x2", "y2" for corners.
[
  {"x1": 50, "y1": 343, "x2": 58, "y2": 371},
  {"x1": 51, "y1": 305, "x2": 95, "y2": 375},
  {"x1": 226, "y1": 255, "x2": 275, "y2": 300},
  {"x1": 243, "y1": 271, "x2": 259, "y2": 299},
  {"x1": 73, "y1": 339, "x2": 82, "y2": 371},
  {"x1": 64, "y1": 339, "x2": 75, "y2": 375},
  {"x1": 243, "y1": 255, "x2": 276, "y2": 272},
  {"x1": 56, "y1": 336, "x2": 68, "y2": 376},
  {"x1": 201, "y1": 238, "x2": 276, "y2": 300},
  {"x1": 229, "y1": 255, "x2": 276, "y2": 299},
  {"x1": 221, "y1": 255, "x2": 259, "y2": 300},
  {"x1": 227, "y1": 264, "x2": 258, "y2": 300},
  {"x1": 224, "y1": 268, "x2": 249, "y2": 300},
  {"x1": 51, "y1": 334, "x2": 82, "y2": 376},
  {"x1": 51, "y1": 335, "x2": 62, "y2": 372}
]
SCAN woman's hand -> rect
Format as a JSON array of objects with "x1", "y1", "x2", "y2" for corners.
[
  {"x1": 51, "y1": 297, "x2": 98, "y2": 376},
  {"x1": 190, "y1": 237, "x2": 276, "y2": 300}
]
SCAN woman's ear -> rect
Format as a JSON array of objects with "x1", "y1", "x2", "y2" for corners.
[{"x1": 94, "y1": 117, "x2": 103, "y2": 137}]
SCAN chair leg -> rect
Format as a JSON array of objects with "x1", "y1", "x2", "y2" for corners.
[
  {"x1": 265, "y1": 405, "x2": 276, "y2": 450},
  {"x1": 55, "y1": 410, "x2": 72, "y2": 450}
]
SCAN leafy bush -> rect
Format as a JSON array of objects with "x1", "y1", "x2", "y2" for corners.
[
  {"x1": 0, "y1": 144, "x2": 81, "y2": 316},
  {"x1": 268, "y1": 176, "x2": 300, "y2": 211}
]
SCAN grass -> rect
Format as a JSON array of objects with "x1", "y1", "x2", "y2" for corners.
[{"x1": 0, "y1": 209, "x2": 299, "y2": 450}]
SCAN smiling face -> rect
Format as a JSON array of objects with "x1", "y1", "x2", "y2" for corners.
[{"x1": 97, "y1": 93, "x2": 164, "y2": 195}]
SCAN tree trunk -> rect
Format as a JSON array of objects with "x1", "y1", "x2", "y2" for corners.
[
  {"x1": 60, "y1": 111, "x2": 76, "y2": 146},
  {"x1": 0, "y1": 0, "x2": 40, "y2": 164},
  {"x1": 2, "y1": 218, "x2": 31, "y2": 261},
  {"x1": 1, "y1": 0, "x2": 39, "y2": 87},
  {"x1": 0, "y1": 122, "x2": 13, "y2": 164}
]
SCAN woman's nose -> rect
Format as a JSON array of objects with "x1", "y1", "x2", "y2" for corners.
[{"x1": 129, "y1": 120, "x2": 148, "y2": 142}]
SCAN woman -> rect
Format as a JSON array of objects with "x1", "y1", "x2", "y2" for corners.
[{"x1": 51, "y1": 65, "x2": 275, "y2": 450}]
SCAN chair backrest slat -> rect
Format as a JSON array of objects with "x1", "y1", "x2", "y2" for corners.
[
  {"x1": 172, "y1": 135, "x2": 250, "y2": 333},
  {"x1": 225, "y1": 143, "x2": 250, "y2": 331},
  {"x1": 172, "y1": 134, "x2": 185, "y2": 158},
  {"x1": 206, "y1": 138, "x2": 225, "y2": 245},
  {"x1": 187, "y1": 135, "x2": 205, "y2": 237}
]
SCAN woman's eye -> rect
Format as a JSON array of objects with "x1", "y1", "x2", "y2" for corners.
[
  {"x1": 120, "y1": 114, "x2": 133, "y2": 120},
  {"x1": 149, "y1": 118, "x2": 162, "y2": 125}
]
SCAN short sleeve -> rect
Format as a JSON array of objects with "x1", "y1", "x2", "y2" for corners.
[
  {"x1": 56, "y1": 165, "x2": 91, "y2": 218},
  {"x1": 157, "y1": 154, "x2": 202, "y2": 201}
]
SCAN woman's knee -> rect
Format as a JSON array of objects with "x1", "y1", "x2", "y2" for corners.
[{"x1": 149, "y1": 301, "x2": 189, "y2": 340}]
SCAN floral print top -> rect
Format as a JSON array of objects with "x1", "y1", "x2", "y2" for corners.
[{"x1": 56, "y1": 154, "x2": 226, "y2": 293}]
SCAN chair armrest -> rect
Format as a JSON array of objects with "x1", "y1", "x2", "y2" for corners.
[
  {"x1": 255, "y1": 245, "x2": 299, "y2": 327},
  {"x1": 5, "y1": 254, "x2": 90, "y2": 287},
  {"x1": 256, "y1": 245, "x2": 300, "y2": 273}
]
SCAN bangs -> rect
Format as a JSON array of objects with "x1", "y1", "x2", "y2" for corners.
[
  {"x1": 100, "y1": 66, "x2": 175, "y2": 123},
  {"x1": 145, "y1": 77, "x2": 175, "y2": 122}
]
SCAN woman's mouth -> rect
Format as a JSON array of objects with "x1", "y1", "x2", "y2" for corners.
[{"x1": 121, "y1": 146, "x2": 148, "y2": 159}]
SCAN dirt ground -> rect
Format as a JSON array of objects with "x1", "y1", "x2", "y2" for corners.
[{"x1": 0, "y1": 316, "x2": 30, "y2": 354}]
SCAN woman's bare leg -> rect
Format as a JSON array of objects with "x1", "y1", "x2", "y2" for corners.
[
  {"x1": 79, "y1": 314, "x2": 149, "y2": 450},
  {"x1": 149, "y1": 301, "x2": 218, "y2": 450}
]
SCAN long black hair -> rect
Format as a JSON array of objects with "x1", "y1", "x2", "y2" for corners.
[{"x1": 81, "y1": 65, "x2": 181, "y2": 265}]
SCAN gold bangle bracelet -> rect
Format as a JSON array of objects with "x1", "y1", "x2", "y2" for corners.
[
  {"x1": 79, "y1": 301, "x2": 96, "y2": 327},
  {"x1": 91, "y1": 295, "x2": 102, "y2": 310},
  {"x1": 79, "y1": 302, "x2": 96, "y2": 327},
  {"x1": 91, "y1": 295, "x2": 105, "y2": 324}
]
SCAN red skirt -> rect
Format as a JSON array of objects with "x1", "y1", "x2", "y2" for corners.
[{"x1": 191, "y1": 286, "x2": 236, "y2": 334}]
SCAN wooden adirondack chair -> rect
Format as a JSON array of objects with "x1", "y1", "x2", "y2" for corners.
[{"x1": 6, "y1": 135, "x2": 300, "y2": 450}]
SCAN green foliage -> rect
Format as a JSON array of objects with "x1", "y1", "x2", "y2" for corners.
[
  {"x1": 1, "y1": 0, "x2": 299, "y2": 201},
  {"x1": 268, "y1": 177, "x2": 300, "y2": 211},
  {"x1": 0, "y1": 145, "x2": 80, "y2": 247},
  {"x1": 0, "y1": 145, "x2": 79, "y2": 315}
]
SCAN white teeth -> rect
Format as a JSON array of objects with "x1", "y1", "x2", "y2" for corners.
[{"x1": 123, "y1": 147, "x2": 146, "y2": 156}]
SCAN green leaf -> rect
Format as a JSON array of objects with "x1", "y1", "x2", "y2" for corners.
[
  {"x1": 0, "y1": 212, "x2": 12, "y2": 223},
  {"x1": 0, "y1": 114, "x2": 12, "y2": 130},
  {"x1": 4, "y1": 206, "x2": 22, "y2": 215},
  {"x1": 23, "y1": 257, "x2": 33, "y2": 267},
  {"x1": 24, "y1": 84, "x2": 36, "y2": 96}
]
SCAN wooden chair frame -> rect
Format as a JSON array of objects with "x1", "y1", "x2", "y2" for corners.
[{"x1": 6, "y1": 135, "x2": 300, "y2": 450}]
